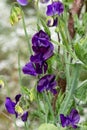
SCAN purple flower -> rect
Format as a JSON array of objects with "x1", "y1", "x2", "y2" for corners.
[
  {"x1": 37, "y1": 74, "x2": 57, "y2": 94},
  {"x1": 22, "y1": 61, "x2": 48, "y2": 76},
  {"x1": 47, "y1": 17, "x2": 58, "y2": 27},
  {"x1": 60, "y1": 109, "x2": 80, "y2": 129},
  {"x1": 32, "y1": 30, "x2": 50, "y2": 47},
  {"x1": 32, "y1": 30, "x2": 54, "y2": 62},
  {"x1": 5, "y1": 94, "x2": 28, "y2": 122},
  {"x1": 22, "y1": 30, "x2": 54, "y2": 76},
  {"x1": 46, "y1": 1, "x2": 64, "y2": 16},
  {"x1": 30, "y1": 45, "x2": 54, "y2": 63},
  {"x1": 17, "y1": 0, "x2": 28, "y2": 6}
]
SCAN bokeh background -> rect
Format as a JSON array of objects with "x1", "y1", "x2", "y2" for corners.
[{"x1": 0, "y1": 0, "x2": 40, "y2": 129}]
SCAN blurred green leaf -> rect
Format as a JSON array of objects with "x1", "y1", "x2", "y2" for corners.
[
  {"x1": 75, "y1": 80, "x2": 87, "y2": 101},
  {"x1": 38, "y1": 123, "x2": 58, "y2": 130},
  {"x1": 74, "y1": 37, "x2": 87, "y2": 65}
]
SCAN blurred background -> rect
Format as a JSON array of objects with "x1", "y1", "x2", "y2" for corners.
[{"x1": 0, "y1": 0, "x2": 40, "y2": 129}]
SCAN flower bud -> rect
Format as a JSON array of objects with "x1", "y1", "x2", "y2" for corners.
[{"x1": 10, "y1": 7, "x2": 22, "y2": 25}]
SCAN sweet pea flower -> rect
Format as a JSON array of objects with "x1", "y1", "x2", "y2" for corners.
[
  {"x1": 60, "y1": 109, "x2": 80, "y2": 129},
  {"x1": 46, "y1": 1, "x2": 64, "y2": 16},
  {"x1": 37, "y1": 74, "x2": 57, "y2": 94},
  {"x1": 32, "y1": 30, "x2": 50, "y2": 48},
  {"x1": 17, "y1": 0, "x2": 29, "y2": 6},
  {"x1": 5, "y1": 94, "x2": 28, "y2": 122},
  {"x1": 47, "y1": 17, "x2": 58, "y2": 27},
  {"x1": 22, "y1": 30, "x2": 54, "y2": 76},
  {"x1": 31, "y1": 30, "x2": 54, "y2": 62},
  {"x1": 22, "y1": 61, "x2": 48, "y2": 76}
]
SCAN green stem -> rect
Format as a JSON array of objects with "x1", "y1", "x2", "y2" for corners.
[
  {"x1": 75, "y1": 80, "x2": 87, "y2": 91},
  {"x1": 24, "y1": 122, "x2": 29, "y2": 130},
  {"x1": 18, "y1": 50, "x2": 22, "y2": 85},
  {"x1": 11, "y1": 3, "x2": 32, "y2": 55},
  {"x1": 43, "y1": 92, "x2": 55, "y2": 122},
  {"x1": 61, "y1": 64, "x2": 79, "y2": 113},
  {"x1": 21, "y1": 11, "x2": 32, "y2": 55},
  {"x1": 64, "y1": 50, "x2": 71, "y2": 89}
]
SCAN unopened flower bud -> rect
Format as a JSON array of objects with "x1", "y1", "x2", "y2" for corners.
[{"x1": 10, "y1": 7, "x2": 22, "y2": 25}]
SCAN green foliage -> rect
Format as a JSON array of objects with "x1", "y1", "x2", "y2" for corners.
[
  {"x1": 58, "y1": 93, "x2": 75, "y2": 116},
  {"x1": 21, "y1": 86, "x2": 36, "y2": 102},
  {"x1": 75, "y1": 80, "x2": 87, "y2": 101},
  {"x1": 80, "y1": 122, "x2": 87, "y2": 130},
  {"x1": 74, "y1": 37, "x2": 87, "y2": 65},
  {"x1": 38, "y1": 123, "x2": 58, "y2": 130},
  {"x1": 74, "y1": 13, "x2": 87, "y2": 36}
]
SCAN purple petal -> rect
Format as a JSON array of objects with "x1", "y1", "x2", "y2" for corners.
[
  {"x1": 15, "y1": 111, "x2": 18, "y2": 118},
  {"x1": 46, "y1": 1, "x2": 64, "y2": 16},
  {"x1": 60, "y1": 114, "x2": 70, "y2": 127},
  {"x1": 32, "y1": 30, "x2": 50, "y2": 47},
  {"x1": 43, "y1": 62, "x2": 48, "y2": 73},
  {"x1": 56, "y1": 1, "x2": 64, "y2": 15},
  {"x1": 35, "y1": 62, "x2": 48, "y2": 74},
  {"x1": 46, "y1": 4, "x2": 54, "y2": 16},
  {"x1": 22, "y1": 62, "x2": 37, "y2": 76},
  {"x1": 37, "y1": 74, "x2": 57, "y2": 93},
  {"x1": 5, "y1": 97, "x2": 16, "y2": 114},
  {"x1": 43, "y1": 44, "x2": 54, "y2": 60},
  {"x1": 17, "y1": 0, "x2": 28, "y2": 6},
  {"x1": 15, "y1": 94, "x2": 21, "y2": 103},
  {"x1": 47, "y1": 17, "x2": 58, "y2": 27},
  {"x1": 30, "y1": 54, "x2": 43, "y2": 63},
  {"x1": 21, "y1": 111, "x2": 28, "y2": 122},
  {"x1": 50, "y1": 88, "x2": 57, "y2": 95},
  {"x1": 69, "y1": 109, "x2": 80, "y2": 125}
]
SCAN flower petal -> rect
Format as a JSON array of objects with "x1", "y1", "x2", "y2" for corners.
[
  {"x1": 60, "y1": 114, "x2": 70, "y2": 127},
  {"x1": 37, "y1": 74, "x2": 57, "y2": 93},
  {"x1": 22, "y1": 62, "x2": 37, "y2": 76},
  {"x1": 21, "y1": 111, "x2": 28, "y2": 122},
  {"x1": 69, "y1": 109, "x2": 80, "y2": 125},
  {"x1": 17, "y1": 0, "x2": 28, "y2": 6},
  {"x1": 15, "y1": 94, "x2": 21, "y2": 103},
  {"x1": 5, "y1": 97, "x2": 16, "y2": 114}
]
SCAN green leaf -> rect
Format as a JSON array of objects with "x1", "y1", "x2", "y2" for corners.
[
  {"x1": 75, "y1": 80, "x2": 87, "y2": 101},
  {"x1": 37, "y1": 23, "x2": 41, "y2": 31},
  {"x1": 74, "y1": 37, "x2": 87, "y2": 65},
  {"x1": 38, "y1": 123, "x2": 58, "y2": 130}
]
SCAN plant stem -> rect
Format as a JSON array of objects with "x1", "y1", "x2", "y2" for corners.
[
  {"x1": 64, "y1": 50, "x2": 71, "y2": 89},
  {"x1": 18, "y1": 49, "x2": 22, "y2": 91},
  {"x1": 61, "y1": 64, "x2": 79, "y2": 113},
  {"x1": 43, "y1": 92, "x2": 55, "y2": 123},
  {"x1": 24, "y1": 122, "x2": 29, "y2": 130},
  {"x1": 21, "y1": 10, "x2": 32, "y2": 56}
]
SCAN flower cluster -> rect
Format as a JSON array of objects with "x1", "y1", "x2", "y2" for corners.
[
  {"x1": 46, "y1": 1, "x2": 64, "y2": 27},
  {"x1": 5, "y1": 94, "x2": 28, "y2": 122},
  {"x1": 60, "y1": 109, "x2": 80, "y2": 129},
  {"x1": 22, "y1": 30, "x2": 54, "y2": 76}
]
